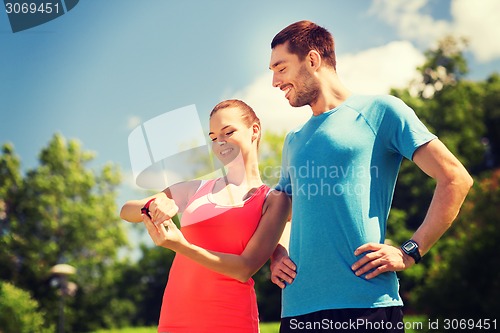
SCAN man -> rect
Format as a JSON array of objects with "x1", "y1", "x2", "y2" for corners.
[{"x1": 268, "y1": 20, "x2": 473, "y2": 332}]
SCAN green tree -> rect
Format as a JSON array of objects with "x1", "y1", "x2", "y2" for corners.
[
  {"x1": 0, "y1": 281, "x2": 53, "y2": 333},
  {"x1": 259, "y1": 131, "x2": 286, "y2": 188},
  {"x1": 482, "y1": 73, "x2": 500, "y2": 168},
  {"x1": 254, "y1": 131, "x2": 287, "y2": 321},
  {"x1": 387, "y1": 36, "x2": 499, "y2": 316},
  {"x1": 118, "y1": 243, "x2": 176, "y2": 326},
  {"x1": 254, "y1": 261, "x2": 282, "y2": 322},
  {"x1": 0, "y1": 134, "x2": 129, "y2": 332},
  {"x1": 0, "y1": 143, "x2": 22, "y2": 282},
  {"x1": 413, "y1": 170, "x2": 500, "y2": 319},
  {"x1": 391, "y1": 36, "x2": 487, "y2": 231}
]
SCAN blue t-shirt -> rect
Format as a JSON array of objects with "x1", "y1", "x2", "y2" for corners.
[{"x1": 276, "y1": 94, "x2": 437, "y2": 317}]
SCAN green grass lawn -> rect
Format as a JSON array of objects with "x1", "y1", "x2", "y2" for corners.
[
  {"x1": 260, "y1": 322, "x2": 281, "y2": 333},
  {"x1": 93, "y1": 316, "x2": 426, "y2": 333},
  {"x1": 93, "y1": 328, "x2": 155, "y2": 333},
  {"x1": 93, "y1": 322, "x2": 280, "y2": 333}
]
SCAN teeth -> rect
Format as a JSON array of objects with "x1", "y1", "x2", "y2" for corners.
[
  {"x1": 221, "y1": 148, "x2": 232, "y2": 155},
  {"x1": 282, "y1": 86, "x2": 291, "y2": 95}
]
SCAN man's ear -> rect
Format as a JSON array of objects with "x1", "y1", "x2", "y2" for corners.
[{"x1": 307, "y1": 50, "x2": 322, "y2": 71}]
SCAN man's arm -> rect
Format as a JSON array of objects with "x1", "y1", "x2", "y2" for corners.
[
  {"x1": 352, "y1": 139, "x2": 473, "y2": 278},
  {"x1": 406, "y1": 139, "x2": 473, "y2": 255}
]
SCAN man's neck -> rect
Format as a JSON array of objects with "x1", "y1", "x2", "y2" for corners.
[{"x1": 310, "y1": 71, "x2": 352, "y2": 115}]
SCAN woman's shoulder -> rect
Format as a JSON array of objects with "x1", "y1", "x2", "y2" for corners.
[{"x1": 166, "y1": 179, "x2": 214, "y2": 202}]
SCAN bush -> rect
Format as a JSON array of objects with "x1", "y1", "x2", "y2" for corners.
[
  {"x1": 0, "y1": 281, "x2": 53, "y2": 333},
  {"x1": 413, "y1": 170, "x2": 500, "y2": 319}
]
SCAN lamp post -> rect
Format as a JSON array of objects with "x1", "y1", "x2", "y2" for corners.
[{"x1": 50, "y1": 264, "x2": 77, "y2": 333}]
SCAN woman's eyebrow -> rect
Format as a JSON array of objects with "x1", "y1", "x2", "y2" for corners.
[{"x1": 208, "y1": 125, "x2": 232, "y2": 136}]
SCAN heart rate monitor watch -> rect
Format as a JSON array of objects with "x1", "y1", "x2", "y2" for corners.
[
  {"x1": 141, "y1": 198, "x2": 156, "y2": 219},
  {"x1": 401, "y1": 240, "x2": 421, "y2": 264}
]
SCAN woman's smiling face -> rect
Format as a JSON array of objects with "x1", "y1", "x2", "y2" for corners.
[{"x1": 208, "y1": 106, "x2": 256, "y2": 165}]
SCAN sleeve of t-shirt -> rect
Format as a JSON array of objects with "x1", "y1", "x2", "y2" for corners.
[
  {"x1": 380, "y1": 96, "x2": 437, "y2": 161},
  {"x1": 275, "y1": 132, "x2": 293, "y2": 196}
]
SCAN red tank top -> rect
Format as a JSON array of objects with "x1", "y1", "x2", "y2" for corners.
[{"x1": 158, "y1": 179, "x2": 270, "y2": 333}]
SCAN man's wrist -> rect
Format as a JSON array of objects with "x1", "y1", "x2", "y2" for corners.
[
  {"x1": 271, "y1": 244, "x2": 287, "y2": 261},
  {"x1": 401, "y1": 250, "x2": 416, "y2": 266},
  {"x1": 401, "y1": 239, "x2": 421, "y2": 264}
]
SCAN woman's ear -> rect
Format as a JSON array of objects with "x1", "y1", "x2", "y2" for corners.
[{"x1": 251, "y1": 123, "x2": 260, "y2": 142}]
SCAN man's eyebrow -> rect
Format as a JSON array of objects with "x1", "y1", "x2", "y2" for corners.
[
  {"x1": 208, "y1": 125, "x2": 232, "y2": 136},
  {"x1": 269, "y1": 60, "x2": 285, "y2": 70}
]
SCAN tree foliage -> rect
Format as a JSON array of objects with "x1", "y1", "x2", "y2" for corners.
[
  {"x1": 388, "y1": 37, "x2": 500, "y2": 317},
  {"x1": 412, "y1": 170, "x2": 500, "y2": 319},
  {"x1": 259, "y1": 131, "x2": 287, "y2": 188},
  {"x1": 0, "y1": 134, "x2": 129, "y2": 332},
  {"x1": 0, "y1": 281, "x2": 53, "y2": 333}
]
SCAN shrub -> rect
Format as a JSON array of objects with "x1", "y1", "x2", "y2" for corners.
[{"x1": 0, "y1": 281, "x2": 53, "y2": 333}]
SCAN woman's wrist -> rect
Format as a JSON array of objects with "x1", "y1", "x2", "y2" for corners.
[{"x1": 140, "y1": 198, "x2": 156, "y2": 218}]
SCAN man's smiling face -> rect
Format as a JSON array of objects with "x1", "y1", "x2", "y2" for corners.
[{"x1": 269, "y1": 42, "x2": 320, "y2": 108}]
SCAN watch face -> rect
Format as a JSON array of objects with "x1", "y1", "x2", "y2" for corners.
[{"x1": 403, "y1": 242, "x2": 416, "y2": 252}]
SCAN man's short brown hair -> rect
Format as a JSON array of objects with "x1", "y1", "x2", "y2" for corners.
[{"x1": 271, "y1": 20, "x2": 336, "y2": 69}]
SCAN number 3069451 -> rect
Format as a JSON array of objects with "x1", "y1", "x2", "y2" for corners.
[{"x1": 5, "y1": 2, "x2": 60, "y2": 14}]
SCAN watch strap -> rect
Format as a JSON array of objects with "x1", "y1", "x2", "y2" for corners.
[
  {"x1": 401, "y1": 239, "x2": 421, "y2": 264},
  {"x1": 141, "y1": 198, "x2": 156, "y2": 219}
]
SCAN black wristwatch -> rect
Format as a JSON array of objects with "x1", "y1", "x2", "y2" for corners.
[{"x1": 401, "y1": 240, "x2": 421, "y2": 264}]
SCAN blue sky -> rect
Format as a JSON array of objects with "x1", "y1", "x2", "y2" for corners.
[{"x1": 1, "y1": 0, "x2": 500, "y2": 210}]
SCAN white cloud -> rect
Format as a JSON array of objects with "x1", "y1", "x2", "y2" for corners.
[
  {"x1": 338, "y1": 41, "x2": 424, "y2": 95},
  {"x1": 369, "y1": 0, "x2": 451, "y2": 48},
  {"x1": 452, "y1": 0, "x2": 500, "y2": 62},
  {"x1": 370, "y1": 0, "x2": 500, "y2": 63},
  {"x1": 229, "y1": 41, "x2": 424, "y2": 134}
]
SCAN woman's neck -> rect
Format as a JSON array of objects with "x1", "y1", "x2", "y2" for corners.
[{"x1": 223, "y1": 153, "x2": 262, "y2": 188}]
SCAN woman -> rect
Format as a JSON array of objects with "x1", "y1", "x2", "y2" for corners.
[{"x1": 120, "y1": 99, "x2": 291, "y2": 333}]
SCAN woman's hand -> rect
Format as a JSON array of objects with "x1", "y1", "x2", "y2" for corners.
[
  {"x1": 148, "y1": 193, "x2": 179, "y2": 226},
  {"x1": 142, "y1": 214, "x2": 188, "y2": 252}
]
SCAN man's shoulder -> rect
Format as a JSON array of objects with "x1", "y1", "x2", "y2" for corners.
[
  {"x1": 343, "y1": 94, "x2": 413, "y2": 133},
  {"x1": 344, "y1": 94, "x2": 404, "y2": 112},
  {"x1": 283, "y1": 122, "x2": 306, "y2": 142}
]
